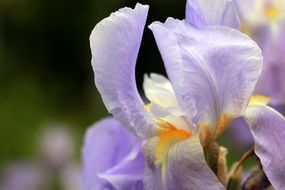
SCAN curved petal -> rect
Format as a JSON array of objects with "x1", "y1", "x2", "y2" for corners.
[
  {"x1": 243, "y1": 105, "x2": 285, "y2": 190},
  {"x1": 149, "y1": 19, "x2": 262, "y2": 142},
  {"x1": 143, "y1": 137, "x2": 163, "y2": 190},
  {"x1": 227, "y1": 117, "x2": 254, "y2": 146},
  {"x1": 142, "y1": 73, "x2": 191, "y2": 132},
  {"x1": 143, "y1": 73, "x2": 179, "y2": 109},
  {"x1": 185, "y1": 0, "x2": 240, "y2": 29},
  {"x1": 144, "y1": 136, "x2": 225, "y2": 190},
  {"x1": 90, "y1": 3, "x2": 156, "y2": 139},
  {"x1": 82, "y1": 117, "x2": 144, "y2": 190}
]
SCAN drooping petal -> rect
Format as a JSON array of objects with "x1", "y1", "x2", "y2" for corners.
[
  {"x1": 143, "y1": 137, "x2": 163, "y2": 190},
  {"x1": 149, "y1": 19, "x2": 262, "y2": 142},
  {"x1": 90, "y1": 3, "x2": 156, "y2": 139},
  {"x1": 144, "y1": 136, "x2": 225, "y2": 190},
  {"x1": 243, "y1": 105, "x2": 285, "y2": 190},
  {"x1": 185, "y1": 0, "x2": 240, "y2": 29},
  {"x1": 227, "y1": 117, "x2": 254, "y2": 147},
  {"x1": 82, "y1": 118, "x2": 144, "y2": 190}
]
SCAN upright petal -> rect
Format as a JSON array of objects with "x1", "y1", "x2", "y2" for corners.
[
  {"x1": 243, "y1": 105, "x2": 285, "y2": 190},
  {"x1": 90, "y1": 3, "x2": 156, "y2": 139},
  {"x1": 82, "y1": 118, "x2": 144, "y2": 190},
  {"x1": 150, "y1": 19, "x2": 262, "y2": 142},
  {"x1": 185, "y1": 0, "x2": 240, "y2": 29},
  {"x1": 144, "y1": 136, "x2": 225, "y2": 190}
]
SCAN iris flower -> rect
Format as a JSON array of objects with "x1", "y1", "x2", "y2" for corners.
[
  {"x1": 234, "y1": 0, "x2": 285, "y2": 105},
  {"x1": 82, "y1": 118, "x2": 144, "y2": 189},
  {"x1": 235, "y1": 0, "x2": 285, "y2": 36},
  {"x1": 83, "y1": 0, "x2": 285, "y2": 189}
]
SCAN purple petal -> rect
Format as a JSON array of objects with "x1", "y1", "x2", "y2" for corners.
[
  {"x1": 243, "y1": 105, "x2": 285, "y2": 190},
  {"x1": 90, "y1": 3, "x2": 156, "y2": 139},
  {"x1": 149, "y1": 19, "x2": 262, "y2": 141},
  {"x1": 254, "y1": 29, "x2": 285, "y2": 105},
  {"x1": 227, "y1": 117, "x2": 254, "y2": 147},
  {"x1": 82, "y1": 117, "x2": 144, "y2": 190},
  {"x1": 185, "y1": 0, "x2": 240, "y2": 29},
  {"x1": 143, "y1": 137, "x2": 163, "y2": 190},
  {"x1": 144, "y1": 136, "x2": 225, "y2": 190}
]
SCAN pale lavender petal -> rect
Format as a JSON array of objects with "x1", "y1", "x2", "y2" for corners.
[
  {"x1": 150, "y1": 19, "x2": 262, "y2": 140},
  {"x1": 227, "y1": 117, "x2": 254, "y2": 147},
  {"x1": 254, "y1": 28, "x2": 285, "y2": 105},
  {"x1": 144, "y1": 136, "x2": 225, "y2": 190},
  {"x1": 90, "y1": 3, "x2": 156, "y2": 139},
  {"x1": 186, "y1": 0, "x2": 240, "y2": 29},
  {"x1": 143, "y1": 137, "x2": 163, "y2": 190},
  {"x1": 82, "y1": 117, "x2": 144, "y2": 190},
  {"x1": 243, "y1": 105, "x2": 285, "y2": 190}
]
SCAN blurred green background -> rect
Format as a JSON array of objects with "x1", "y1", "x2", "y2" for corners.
[{"x1": 0, "y1": 0, "x2": 188, "y2": 171}]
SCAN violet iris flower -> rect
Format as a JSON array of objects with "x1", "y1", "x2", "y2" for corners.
[
  {"x1": 82, "y1": 118, "x2": 144, "y2": 190},
  {"x1": 234, "y1": 0, "x2": 285, "y2": 105},
  {"x1": 83, "y1": 0, "x2": 285, "y2": 189}
]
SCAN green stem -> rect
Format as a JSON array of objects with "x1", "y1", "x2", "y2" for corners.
[
  {"x1": 227, "y1": 147, "x2": 255, "y2": 190},
  {"x1": 233, "y1": 147, "x2": 254, "y2": 175}
]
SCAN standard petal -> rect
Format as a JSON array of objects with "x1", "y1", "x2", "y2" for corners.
[
  {"x1": 144, "y1": 136, "x2": 225, "y2": 190},
  {"x1": 149, "y1": 19, "x2": 262, "y2": 142},
  {"x1": 82, "y1": 117, "x2": 144, "y2": 190},
  {"x1": 185, "y1": 0, "x2": 240, "y2": 29},
  {"x1": 243, "y1": 105, "x2": 285, "y2": 190},
  {"x1": 90, "y1": 3, "x2": 156, "y2": 139}
]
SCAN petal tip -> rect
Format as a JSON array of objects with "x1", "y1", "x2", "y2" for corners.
[{"x1": 135, "y1": 2, "x2": 149, "y2": 10}]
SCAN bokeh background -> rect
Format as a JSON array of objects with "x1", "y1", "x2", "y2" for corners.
[{"x1": 0, "y1": 0, "x2": 253, "y2": 189}]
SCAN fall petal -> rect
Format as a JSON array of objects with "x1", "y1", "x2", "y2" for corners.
[
  {"x1": 82, "y1": 118, "x2": 144, "y2": 190},
  {"x1": 243, "y1": 105, "x2": 285, "y2": 190},
  {"x1": 144, "y1": 136, "x2": 225, "y2": 190}
]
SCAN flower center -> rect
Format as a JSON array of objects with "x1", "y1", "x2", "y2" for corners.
[
  {"x1": 155, "y1": 124, "x2": 191, "y2": 166},
  {"x1": 265, "y1": 5, "x2": 280, "y2": 20}
]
